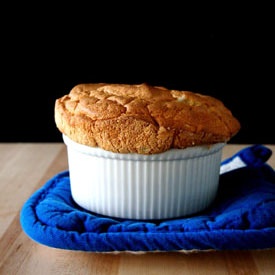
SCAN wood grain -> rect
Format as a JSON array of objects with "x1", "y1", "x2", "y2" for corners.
[{"x1": 0, "y1": 143, "x2": 274, "y2": 275}]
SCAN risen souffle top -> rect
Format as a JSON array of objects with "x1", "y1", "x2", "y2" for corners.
[{"x1": 54, "y1": 83, "x2": 241, "y2": 154}]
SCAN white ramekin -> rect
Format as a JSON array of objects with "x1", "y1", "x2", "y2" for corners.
[{"x1": 63, "y1": 134, "x2": 225, "y2": 220}]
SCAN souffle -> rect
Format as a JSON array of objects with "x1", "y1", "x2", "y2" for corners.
[
  {"x1": 54, "y1": 83, "x2": 240, "y2": 155},
  {"x1": 54, "y1": 83, "x2": 241, "y2": 220}
]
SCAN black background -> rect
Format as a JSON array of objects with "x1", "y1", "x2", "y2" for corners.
[{"x1": 1, "y1": 4, "x2": 274, "y2": 144}]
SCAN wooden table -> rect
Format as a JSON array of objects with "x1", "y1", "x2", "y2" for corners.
[{"x1": 0, "y1": 143, "x2": 274, "y2": 275}]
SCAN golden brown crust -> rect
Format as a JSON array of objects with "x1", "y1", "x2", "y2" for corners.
[{"x1": 54, "y1": 83, "x2": 241, "y2": 154}]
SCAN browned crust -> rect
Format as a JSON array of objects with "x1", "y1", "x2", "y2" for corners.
[{"x1": 54, "y1": 83, "x2": 241, "y2": 154}]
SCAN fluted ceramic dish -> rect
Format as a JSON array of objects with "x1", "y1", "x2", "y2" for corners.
[{"x1": 63, "y1": 134, "x2": 225, "y2": 220}]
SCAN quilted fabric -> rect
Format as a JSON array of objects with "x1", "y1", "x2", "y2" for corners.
[{"x1": 20, "y1": 144, "x2": 275, "y2": 252}]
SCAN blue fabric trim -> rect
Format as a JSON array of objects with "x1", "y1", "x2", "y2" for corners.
[
  {"x1": 20, "y1": 145, "x2": 275, "y2": 252},
  {"x1": 221, "y1": 144, "x2": 272, "y2": 167}
]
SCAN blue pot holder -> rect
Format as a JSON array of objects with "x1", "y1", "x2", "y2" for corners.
[{"x1": 20, "y1": 144, "x2": 275, "y2": 252}]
